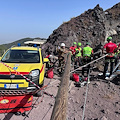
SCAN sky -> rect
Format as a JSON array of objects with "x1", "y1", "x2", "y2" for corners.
[{"x1": 0, "y1": 0, "x2": 120, "y2": 44}]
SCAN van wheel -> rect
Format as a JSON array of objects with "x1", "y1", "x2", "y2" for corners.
[
  {"x1": 39, "y1": 80, "x2": 44, "y2": 88},
  {"x1": 34, "y1": 80, "x2": 44, "y2": 97},
  {"x1": 22, "y1": 112, "x2": 26, "y2": 116},
  {"x1": 15, "y1": 111, "x2": 21, "y2": 116},
  {"x1": 36, "y1": 90, "x2": 43, "y2": 97}
]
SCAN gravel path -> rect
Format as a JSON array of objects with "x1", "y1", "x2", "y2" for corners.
[{"x1": 67, "y1": 71, "x2": 120, "y2": 120}]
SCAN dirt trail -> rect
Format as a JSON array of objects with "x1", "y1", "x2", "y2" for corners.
[{"x1": 67, "y1": 71, "x2": 120, "y2": 120}]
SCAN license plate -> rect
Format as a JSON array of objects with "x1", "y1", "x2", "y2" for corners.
[{"x1": 4, "y1": 84, "x2": 19, "y2": 89}]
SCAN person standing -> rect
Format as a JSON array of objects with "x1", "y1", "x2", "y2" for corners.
[
  {"x1": 102, "y1": 37, "x2": 117, "y2": 79},
  {"x1": 117, "y1": 43, "x2": 120, "y2": 59},
  {"x1": 69, "y1": 42, "x2": 77, "y2": 64},
  {"x1": 74, "y1": 42, "x2": 82, "y2": 69},
  {"x1": 82, "y1": 42, "x2": 93, "y2": 76},
  {"x1": 114, "y1": 43, "x2": 120, "y2": 70},
  {"x1": 58, "y1": 43, "x2": 68, "y2": 74}
]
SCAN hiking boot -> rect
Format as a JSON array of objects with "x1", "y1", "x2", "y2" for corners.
[{"x1": 105, "y1": 77, "x2": 109, "y2": 80}]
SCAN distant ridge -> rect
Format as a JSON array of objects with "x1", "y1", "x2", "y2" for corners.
[{"x1": 0, "y1": 37, "x2": 46, "y2": 56}]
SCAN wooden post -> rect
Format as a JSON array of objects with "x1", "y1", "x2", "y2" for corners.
[{"x1": 50, "y1": 53, "x2": 71, "y2": 120}]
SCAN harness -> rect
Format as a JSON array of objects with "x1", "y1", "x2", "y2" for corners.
[{"x1": 75, "y1": 48, "x2": 82, "y2": 57}]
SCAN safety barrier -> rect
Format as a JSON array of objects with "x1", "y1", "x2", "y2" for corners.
[
  {"x1": 50, "y1": 53, "x2": 108, "y2": 120},
  {"x1": 70, "y1": 54, "x2": 108, "y2": 73},
  {"x1": 50, "y1": 53, "x2": 71, "y2": 120}
]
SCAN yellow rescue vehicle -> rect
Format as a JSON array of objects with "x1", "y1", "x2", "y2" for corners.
[{"x1": 0, "y1": 45, "x2": 48, "y2": 96}]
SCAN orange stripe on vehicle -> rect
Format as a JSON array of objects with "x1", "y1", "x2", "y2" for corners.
[
  {"x1": 40, "y1": 65, "x2": 44, "y2": 73},
  {"x1": 18, "y1": 72, "x2": 29, "y2": 75},
  {"x1": 0, "y1": 72, "x2": 11, "y2": 75},
  {"x1": 0, "y1": 72, "x2": 29, "y2": 75}
]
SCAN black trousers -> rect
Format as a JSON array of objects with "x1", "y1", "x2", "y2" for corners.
[
  {"x1": 74, "y1": 57, "x2": 82, "y2": 69},
  {"x1": 103, "y1": 56, "x2": 115, "y2": 77},
  {"x1": 82, "y1": 57, "x2": 91, "y2": 76},
  {"x1": 71, "y1": 54, "x2": 76, "y2": 63},
  {"x1": 58, "y1": 56, "x2": 65, "y2": 73}
]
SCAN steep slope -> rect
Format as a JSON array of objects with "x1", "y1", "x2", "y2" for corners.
[
  {"x1": 43, "y1": 4, "x2": 106, "y2": 55},
  {"x1": 105, "y1": 2, "x2": 120, "y2": 41},
  {"x1": 43, "y1": 3, "x2": 120, "y2": 55}
]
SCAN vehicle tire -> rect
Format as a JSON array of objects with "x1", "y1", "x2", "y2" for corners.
[
  {"x1": 22, "y1": 112, "x2": 26, "y2": 116},
  {"x1": 39, "y1": 79, "x2": 44, "y2": 88},
  {"x1": 34, "y1": 80, "x2": 44, "y2": 97},
  {"x1": 36, "y1": 90, "x2": 44, "y2": 97},
  {"x1": 15, "y1": 111, "x2": 21, "y2": 116}
]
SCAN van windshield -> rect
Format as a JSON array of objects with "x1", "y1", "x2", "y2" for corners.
[{"x1": 1, "y1": 50, "x2": 40, "y2": 63}]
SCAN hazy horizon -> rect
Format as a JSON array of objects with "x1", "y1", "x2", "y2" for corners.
[{"x1": 0, "y1": 0, "x2": 120, "y2": 45}]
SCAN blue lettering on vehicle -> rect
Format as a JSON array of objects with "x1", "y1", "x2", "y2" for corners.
[
  {"x1": 13, "y1": 67, "x2": 18, "y2": 70},
  {"x1": 4, "y1": 84, "x2": 6, "y2": 88},
  {"x1": 16, "y1": 84, "x2": 19, "y2": 88}
]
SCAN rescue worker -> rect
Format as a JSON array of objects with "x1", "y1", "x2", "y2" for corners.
[
  {"x1": 102, "y1": 37, "x2": 117, "y2": 79},
  {"x1": 118, "y1": 43, "x2": 120, "y2": 58},
  {"x1": 82, "y1": 42, "x2": 93, "y2": 76},
  {"x1": 46, "y1": 55, "x2": 54, "y2": 68},
  {"x1": 69, "y1": 42, "x2": 77, "y2": 63},
  {"x1": 114, "y1": 43, "x2": 120, "y2": 70},
  {"x1": 74, "y1": 42, "x2": 82, "y2": 69},
  {"x1": 58, "y1": 43, "x2": 68, "y2": 74},
  {"x1": 55, "y1": 44, "x2": 60, "y2": 55},
  {"x1": 45, "y1": 54, "x2": 58, "y2": 76}
]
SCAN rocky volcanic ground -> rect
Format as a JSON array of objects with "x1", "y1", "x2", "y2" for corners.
[
  {"x1": 0, "y1": 68, "x2": 120, "y2": 120},
  {"x1": 67, "y1": 71, "x2": 120, "y2": 120}
]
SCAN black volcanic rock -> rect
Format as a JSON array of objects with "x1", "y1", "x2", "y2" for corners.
[
  {"x1": 43, "y1": 4, "x2": 106, "y2": 55},
  {"x1": 106, "y1": 2, "x2": 120, "y2": 20},
  {"x1": 43, "y1": 3, "x2": 120, "y2": 56}
]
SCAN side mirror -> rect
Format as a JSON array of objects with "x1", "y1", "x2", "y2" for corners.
[
  {"x1": 43, "y1": 58, "x2": 49, "y2": 63},
  {"x1": 0, "y1": 57, "x2": 1, "y2": 61}
]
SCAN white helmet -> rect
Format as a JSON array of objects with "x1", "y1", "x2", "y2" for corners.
[
  {"x1": 61, "y1": 43, "x2": 65, "y2": 47},
  {"x1": 49, "y1": 55, "x2": 53, "y2": 58}
]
